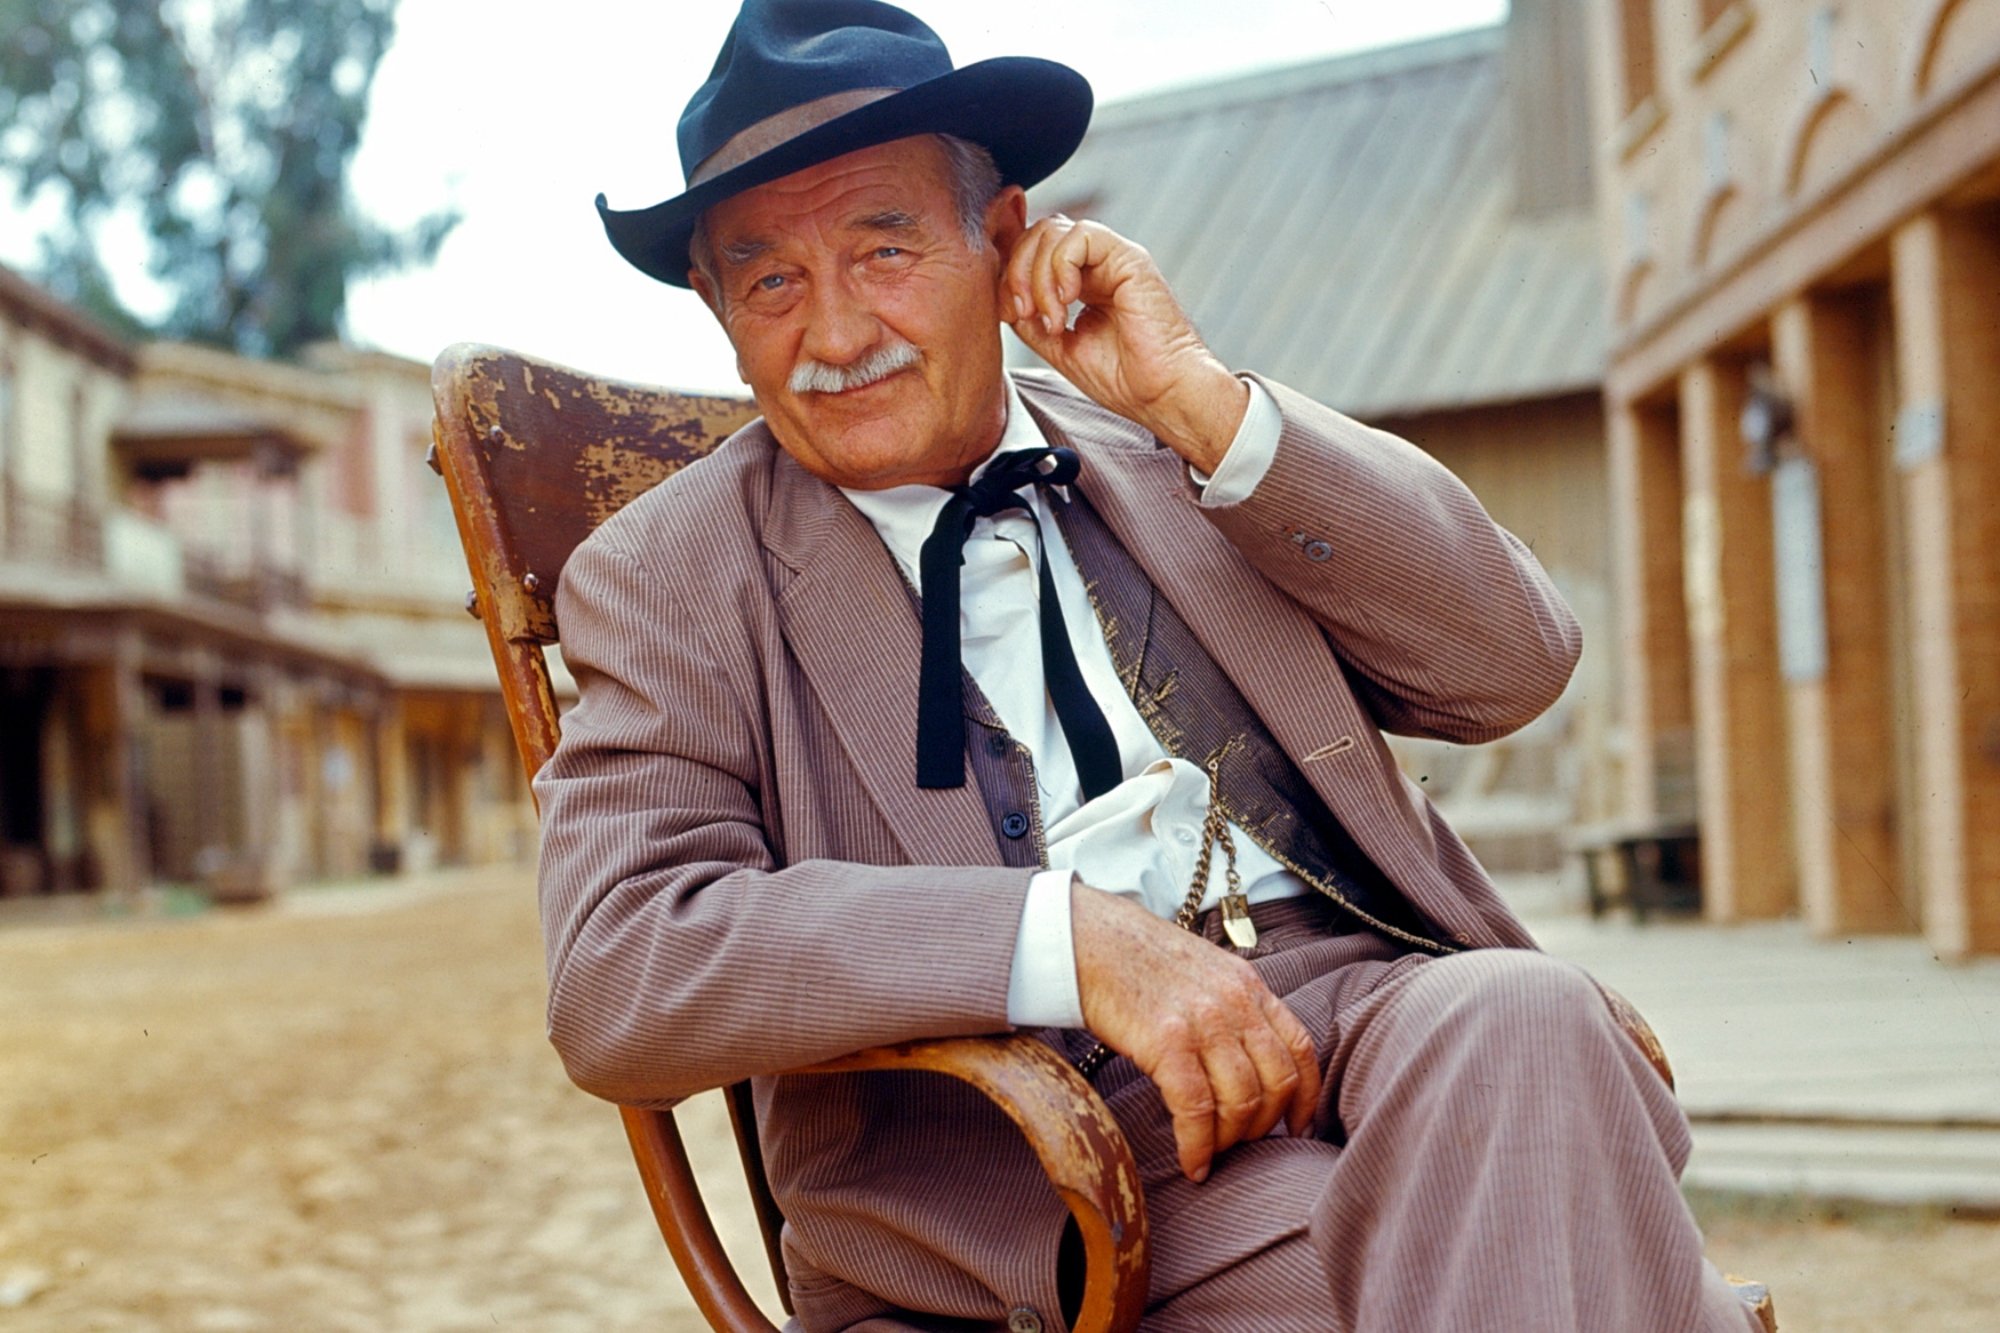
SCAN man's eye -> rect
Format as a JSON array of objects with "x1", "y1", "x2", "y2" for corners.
[
  {"x1": 754, "y1": 273, "x2": 787, "y2": 292},
  {"x1": 873, "y1": 247, "x2": 903, "y2": 260}
]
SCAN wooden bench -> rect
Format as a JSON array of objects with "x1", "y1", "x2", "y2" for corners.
[{"x1": 1568, "y1": 819, "x2": 1703, "y2": 921}]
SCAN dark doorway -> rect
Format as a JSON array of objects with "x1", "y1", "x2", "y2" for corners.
[{"x1": 0, "y1": 668, "x2": 55, "y2": 895}]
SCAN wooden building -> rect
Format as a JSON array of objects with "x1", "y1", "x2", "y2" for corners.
[
  {"x1": 1029, "y1": 0, "x2": 1613, "y2": 869},
  {"x1": 0, "y1": 266, "x2": 536, "y2": 901},
  {"x1": 135, "y1": 341, "x2": 544, "y2": 875},
  {"x1": 1587, "y1": 0, "x2": 2000, "y2": 952}
]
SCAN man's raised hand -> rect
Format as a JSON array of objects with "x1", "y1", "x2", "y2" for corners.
[
  {"x1": 1069, "y1": 881, "x2": 1323, "y2": 1183},
  {"x1": 1000, "y1": 216, "x2": 1249, "y2": 475}
]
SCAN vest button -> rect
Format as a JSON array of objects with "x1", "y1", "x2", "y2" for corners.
[
  {"x1": 1006, "y1": 1308, "x2": 1044, "y2": 1333},
  {"x1": 1304, "y1": 539, "x2": 1333, "y2": 562},
  {"x1": 1001, "y1": 811, "x2": 1030, "y2": 839}
]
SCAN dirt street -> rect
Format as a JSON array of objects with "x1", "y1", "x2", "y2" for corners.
[{"x1": 4, "y1": 868, "x2": 1996, "y2": 1331}]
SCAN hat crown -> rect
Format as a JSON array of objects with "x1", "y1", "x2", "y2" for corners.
[{"x1": 680, "y1": 0, "x2": 956, "y2": 184}]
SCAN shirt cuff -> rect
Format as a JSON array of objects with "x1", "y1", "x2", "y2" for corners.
[
  {"x1": 1005, "y1": 869, "x2": 1085, "y2": 1028},
  {"x1": 1189, "y1": 378, "x2": 1281, "y2": 507}
]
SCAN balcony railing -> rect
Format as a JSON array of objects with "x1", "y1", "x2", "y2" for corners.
[
  {"x1": 181, "y1": 548, "x2": 310, "y2": 613},
  {"x1": 0, "y1": 482, "x2": 105, "y2": 570}
]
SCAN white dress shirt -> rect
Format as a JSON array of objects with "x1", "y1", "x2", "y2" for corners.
[{"x1": 842, "y1": 377, "x2": 1308, "y2": 1028}]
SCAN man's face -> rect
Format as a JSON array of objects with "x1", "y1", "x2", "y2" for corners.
[{"x1": 691, "y1": 136, "x2": 1025, "y2": 490}]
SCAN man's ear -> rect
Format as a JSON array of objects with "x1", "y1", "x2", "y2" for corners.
[{"x1": 985, "y1": 185, "x2": 1029, "y2": 262}]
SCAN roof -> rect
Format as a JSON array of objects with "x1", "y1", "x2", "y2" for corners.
[
  {"x1": 111, "y1": 392, "x2": 320, "y2": 473},
  {"x1": 0, "y1": 566, "x2": 384, "y2": 685},
  {"x1": 298, "y1": 607, "x2": 576, "y2": 697},
  {"x1": 1028, "y1": 25, "x2": 1606, "y2": 418},
  {"x1": 136, "y1": 341, "x2": 359, "y2": 411},
  {"x1": 0, "y1": 262, "x2": 135, "y2": 375}
]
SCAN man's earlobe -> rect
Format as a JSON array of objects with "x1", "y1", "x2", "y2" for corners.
[{"x1": 986, "y1": 185, "x2": 1029, "y2": 259}]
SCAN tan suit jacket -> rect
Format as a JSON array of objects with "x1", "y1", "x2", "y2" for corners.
[{"x1": 534, "y1": 370, "x2": 1578, "y2": 1329}]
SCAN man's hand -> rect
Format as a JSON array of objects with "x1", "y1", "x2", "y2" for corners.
[
  {"x1": 1001, "y1": 216, "x2": 1249, "y2": 474},
  {"x1": 1071, "y1": 882, "x2": 1322, "y2": 1183}
]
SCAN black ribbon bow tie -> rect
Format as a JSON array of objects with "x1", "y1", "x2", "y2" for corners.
[{"x1": 915, "y1": 447, "x2": 1123, "y2": 801}]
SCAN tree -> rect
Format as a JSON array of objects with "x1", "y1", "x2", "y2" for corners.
[{"x1": 0, "y1": 0, "x2": 456, "y2": 357}]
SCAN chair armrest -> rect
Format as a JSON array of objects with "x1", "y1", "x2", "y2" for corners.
[
  {"x1": 806, "y1": 1035, "x2": 1150, "y2": 1333},
  {"x1": 622, "y1": 1035, "x2": 1149, "y2": 1333}
]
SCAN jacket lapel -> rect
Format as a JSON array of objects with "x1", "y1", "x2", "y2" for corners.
[
  {"x1": 1020, "y1": 384, "x2": 1492, "y2": 947},
  {"x1": 759, "y1": 441, "x2": 1002, "y2": 870},
  {"x1": 1020, "y1": 388, "x2": 1358, "y2": 753}
]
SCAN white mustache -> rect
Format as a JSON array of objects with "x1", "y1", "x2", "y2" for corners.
[{"x1": 788, "y1": 341, "x2": 921, "y2": 394}]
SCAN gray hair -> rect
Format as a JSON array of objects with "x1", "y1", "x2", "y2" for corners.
[{"x1": 690, "y1": 134, "x2": 1003, "y2": 297}]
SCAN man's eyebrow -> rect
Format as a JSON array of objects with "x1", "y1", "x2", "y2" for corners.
[
  {"x1": 717, "y1": 236, "x2": 773, "y2": 268},
  {"x1": 849, "y1": 209, "x2": 921, "y2": 234}
]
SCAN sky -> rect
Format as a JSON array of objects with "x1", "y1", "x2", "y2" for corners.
[{"x1": 6, "y1": 0, "x2": 1508, "y2": 392}]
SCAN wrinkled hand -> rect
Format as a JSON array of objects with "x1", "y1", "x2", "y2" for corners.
[
  {"x1": 1001, "y1": 216, "x2": 1248, "y2": 473},
  {"x1": 1071, "y1": 882, "x2": 1322, "y2": 1183}
]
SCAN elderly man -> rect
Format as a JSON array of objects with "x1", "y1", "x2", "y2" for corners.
[{"x1": 538, "y1": 2, "x2": 1763, "y2": 1330}]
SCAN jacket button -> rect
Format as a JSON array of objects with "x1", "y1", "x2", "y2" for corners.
[
  {"x1": 1303, "y1": 539, "x2": 1333, "y2": 562},
  {"x1": 1006, "y1": 1308, "x2": 1043, "y2": 1333},
  {"x1": 1001, "y1": 811, "x2": 1030, "y2": 839},
  {"x1": 988, "y1": 732, "x2": 1011, "y2": 757}
]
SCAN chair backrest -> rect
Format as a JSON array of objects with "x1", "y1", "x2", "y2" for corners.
[
  {"x1": 430, "y1": 342, "x2": 760, "y2": 772},
  {"x1": 430, "y1": 344, "x2": 787, "y2": 1330}
]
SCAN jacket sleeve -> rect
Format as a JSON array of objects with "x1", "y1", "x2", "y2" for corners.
[
  {"x1": 1197, "y1": 374, "x2": 1582, "y2": 743},
  {"x1": 533, "y1": 534, "x2": 1031, "y2": 1109}
]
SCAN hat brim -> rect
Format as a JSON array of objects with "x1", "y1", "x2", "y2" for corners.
[{"x1": 596, "y1": 56, "x2": 1092, "y2": 289}]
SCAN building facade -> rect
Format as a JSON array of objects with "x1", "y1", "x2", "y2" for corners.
[
  {"x1": 1587, "y1": 0, "x2": 2000, "y2": 952},
  {"x1": 0, "y1": 267, "x2": 535, "y2": 902}
]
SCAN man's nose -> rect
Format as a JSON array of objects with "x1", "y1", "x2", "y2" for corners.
[{"x1": 800, "y1": 273, "x2": 882, "y2": 367}]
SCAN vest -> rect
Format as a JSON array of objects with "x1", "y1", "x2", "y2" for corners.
[{"x1": 961, "y1": 488, "x2": 1451, "y2": 957}]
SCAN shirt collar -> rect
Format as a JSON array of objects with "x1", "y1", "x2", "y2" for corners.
[{"x1": 840, "y1": 375, "x2": 1051, "y2": 576}]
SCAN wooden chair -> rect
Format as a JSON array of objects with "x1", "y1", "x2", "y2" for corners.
[
  {"x1": 428, "y1": 343, "x2": 1148, "y2": 1333},
  {"x1": 429, "y1": 342, "x2": 1775, "y2": 1333}
]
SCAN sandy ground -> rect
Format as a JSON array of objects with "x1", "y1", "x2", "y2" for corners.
[{"x1": 4, "y1": 867, "x2": 1998, "y2": 1331}]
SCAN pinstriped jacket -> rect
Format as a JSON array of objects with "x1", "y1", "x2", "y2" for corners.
[{"x1": 533, "y1": 369, "x2": 1578, "y2": 1329}]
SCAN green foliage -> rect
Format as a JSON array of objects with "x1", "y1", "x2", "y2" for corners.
[{"x1": 0, "y1": 0, "x2": 457, "y2": 357}]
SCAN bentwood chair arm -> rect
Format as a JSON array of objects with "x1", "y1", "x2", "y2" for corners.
[
  {"x1": 623, "y1": 1036, "x2": 1150, "y2": 1333},
  {"x1": 808, "y1": 1036, "x2": 1150, "y2": 1333}
]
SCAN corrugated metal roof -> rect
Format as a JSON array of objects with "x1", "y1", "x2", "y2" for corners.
[{"x1": 1027, "y1": 26, "x2": 1605, "y2": 418}]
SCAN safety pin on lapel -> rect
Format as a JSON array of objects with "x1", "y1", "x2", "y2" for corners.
[{"x1": 1301, "y1": 735, "x2": 1357, "y2": 763}]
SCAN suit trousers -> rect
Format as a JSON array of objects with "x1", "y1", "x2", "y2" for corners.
[{"x1": 1076, "y1": 898, "x2": 1760, "y2": 1333}]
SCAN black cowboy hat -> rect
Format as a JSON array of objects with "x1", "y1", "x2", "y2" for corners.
[{"x1": 595, "y1": 0, "x2": 1093, "y2": 288}]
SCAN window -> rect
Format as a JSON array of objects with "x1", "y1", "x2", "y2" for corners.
[
  {"x1": 0, "y1": 353, "x2": 15, "y2": 554},
  {"x1": 0, "y1": 353, "x2": 14, "y2": 481}
]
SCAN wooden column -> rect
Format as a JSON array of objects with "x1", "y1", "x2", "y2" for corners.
[
  {"x1": 1771, "y1": 292, "x2": 1906, "y2": 935},
  {"x1": 1891, "y1": 208, "x2": 2000, "y2": 957},
  {"x1": 304, "y1": 687, "x2": 329, "y2": 881},
  {"x1": 1680, "y1": 358, "x2": 1794, "y2": 920},
  {"x1": 244, "y1": 666, "x2": 283, "y2": 888},
  {"x1": 43, "y1": 670, "x2": 84, "y2": 892},
  {"x1": 372, "y1": 693, "x2": 409, "y2": 872},
  {"x1": 1608, "y1": 397, "x2": 1694, "y2": 823},
  {"x1": 191, "y1": 653, "x2": 226, "y2": 867},
  {"x1": 443, "y1": 694, "x2": 475, "y2": 867},
  {"x1": 109, "y1": 633, "x2": 150, "y2": 899}
]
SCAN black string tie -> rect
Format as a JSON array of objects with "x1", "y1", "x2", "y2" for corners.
[{"x1": 915, "y1": 447, "x2": 1123, "y2": 800}]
